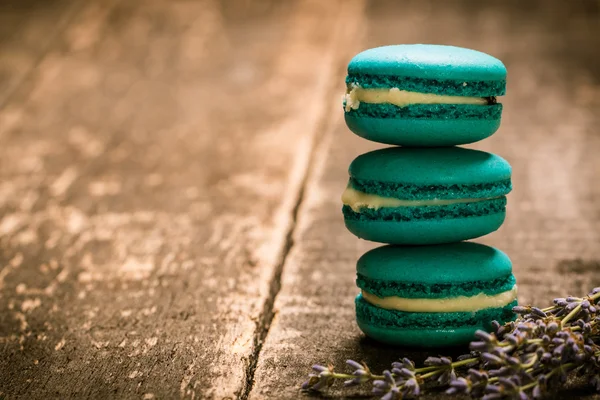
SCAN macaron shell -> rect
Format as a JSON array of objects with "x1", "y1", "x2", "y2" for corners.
[
  {"x1": 348, "y1": 45, "x2": 506, "y2": 83},
  {"x1": 348, "y1": 147, "x2": 511, "y2": 187},
  {"x1": 345, "y1": 113, "x2": 500, "y2": 147},
  {"x1": 344, "y1": 212, "x2": 505, "y2": 245},
  {"x1": 356, "y1": 242, "x2": 512, "y2": 284},
  {"x1": 356, "y1": 295, "x2": 518, "y2": 347},
  {"x1": 356, "y1": 319, "x2": 483, "y2": 348}
]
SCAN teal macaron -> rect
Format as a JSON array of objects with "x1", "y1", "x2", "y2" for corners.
[
  {"x1": 355, "y1": 243, "x2": 518, "y2": 347},
  {"x1": 343, "y1": 44, "x2": 506, "y2": 146},
  {"x1": 342, "y1": 147, "x2": 511, "y2": 245}
]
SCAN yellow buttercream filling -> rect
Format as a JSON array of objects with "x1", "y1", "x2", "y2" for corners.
[
  {"x1": 343, "y1": 85, "x2": 487, "y2": 112},
  {"x1": 341, "y1": 185, "x2": 495, "y2": 213},
  {"x1": 362, "y1": 286, "x2": 518, "y2": 313}
]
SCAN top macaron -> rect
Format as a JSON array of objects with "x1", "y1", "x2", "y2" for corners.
[{"x1": 343, "y1": 44, "x2": 507, "y2": 147}]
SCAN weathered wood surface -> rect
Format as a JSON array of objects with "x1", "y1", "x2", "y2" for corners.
[
  {"x1": 0, "y1": 0, "x2": 357, "y2": 398},
  {"x1": 0, "y1": 0, "x2": 83, "y2": 109},
  {"x1": 1, "y1": 0, "x2": 599, "y2": 399},
  {"x1": 251, "y1": 1, "x2": 600, "y2": 399}
]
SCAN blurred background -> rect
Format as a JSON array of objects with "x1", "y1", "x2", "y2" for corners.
[{"x1": 0, "y1": 1, "x2": 599, "y2": 399}]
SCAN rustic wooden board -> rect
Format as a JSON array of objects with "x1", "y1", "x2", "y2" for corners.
[
  {"x1": 0, "y1": 0, "x2": 82, "y2": 109},
  {"x1": 0, "y1": 0, "x2": 357, "y2": 398},
  {"x1": 250, "y1": 1, "x2": 600, "y2": 399}
]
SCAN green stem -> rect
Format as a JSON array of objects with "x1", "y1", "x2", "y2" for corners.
[
  {"x1": 363, "y1": 357, "x2": 487, "y2": 382},
  {"x1": 561, "y1": 304, "x2": 582, "y2": 327},
  {"x1": 521, "y1": 363, "x2": 574, "y2": 392},
  {"x1": 419, "y1": 371, "x2": 440, "y2": 380},
  {"x1": 560, "y1": 292, "x2": 600, "y2": 326},
  {"x1": 564, "y1": 319, "x2": 596, "y2": 332},
  {"x1": 413, "y1": 366, "x2": 441, "y2": 374},
  {"x1": 332, "y1": 373, "x2": 358, "y2": 380},
  {"x1": 541, "y1": 291, "x2": 599, "y2": 317},
  {"x1": 526, "y1": 338, "x2": 543, "y2": 344},
  {"x1": 522, "y1": 354, "x2": 538, "y2": 369},
  {"x1": 497, "y1": 338, "x2": 542, "y2": 352},
  {"x1": 501, "y1": 344, "x2": 515, "y2": 353},
  {"x1": 488, "y1": 367, "x2": 536, "y2": 385},
  {"x1": 415, "y1": 358, "x2": 480, "y2": 382},
  {"x1": 450, "y1": 358, "x2": 480, "y2": 369}
]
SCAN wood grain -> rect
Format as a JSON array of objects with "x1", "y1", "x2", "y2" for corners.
[
  {"x1": 1, "y1": 0, "x2": 599, "y2": 399},
  {"x1": 0, "y1": 0, "x2": 82, "y2": 109},
  {"x1": 250, "y1": 1, "x2": 600, "y2": 399},
  {"x1": 0, "y1": 0, "x2": 352, "y2": 398}
]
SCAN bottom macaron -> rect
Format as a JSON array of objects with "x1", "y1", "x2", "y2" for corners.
[
  {"x1": 353, "y1": 243, "x2": 518, "y2": 347},
  {"x1": 356, "y1": 294, "x2": 517, "y2": 347}
]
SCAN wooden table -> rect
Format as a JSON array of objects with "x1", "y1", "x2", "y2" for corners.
[{"x1": 1, "y1": 0, "x2": 599, "y2": 398}]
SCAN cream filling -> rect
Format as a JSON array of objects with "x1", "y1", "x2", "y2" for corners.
[
  {"x1": 343, "y1": 84, "x2": 488, "y2": 112},
  {"x1": 342, "y1": 185, "x2": 495, "y2": 213},
  {"x1": 362, "y1": 286, "x2": 518, "y2": 313}
]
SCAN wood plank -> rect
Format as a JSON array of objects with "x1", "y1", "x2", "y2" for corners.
[
  {"x1": 249, "y1": 0, "x2": 600, "y2": 398},
  {"x1": 0, "y1": 0, "x2": 352, "y2": 398},
  {"x1": 0, "y1": 0, "x2": 82, "y2": 109}
]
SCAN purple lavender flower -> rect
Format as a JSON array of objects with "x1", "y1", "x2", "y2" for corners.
[
  {"x1": 437, "y1": 368, "x2": 457, "y2": 385},
  {"x1": 475, "y1": 330, "x2": 497, "y2": 343},
  {"x1": 402, "y1": 378, "x2": 420, "y2": 397},
  {"x1": 301, "y1": 364, "x2": 335, "y2": 391},
  {"x1": 344, "y1": 360, "x2": 372, "y2": 387},
  {"x1": 482, "y1": 352, "x2": 504, "y2": 365},
  {"x1": 513, "y1": 306, "x2": 530, "y2": 315},
  {"x1": 423, "y1": 356, "x2": 443, "y2": 366},
  {"x1": 446, "y1": 377, "x2": 470, "y2": 395},
  {"x1": 516, "y1": 323, "x2": 534, "y2": 332},
  {"x1": 401, "y1": 357, "x2": 415, "y2": 371},
  {"x1": 301, "y1": 286, "x2": 600, "y2": 398},
  {"x1": 546, "y1": 321, "x2": 560, "y2": 333},
  {"x1": 554, "y1": 297, "x2": 568, "y2": 307},
  {"x1": 565, "y1": 302, "x2": 579, "y2": 312},
  {"x1": 489, "y1": 366, "x2": 513, "y2": 377},
  {"x1": 581, "y1": 300, "x2": 591, "y2": 309},
  {"x1": 471, "y1": 340, "x2": 495, "y2": 352},
  {"x1": 491, "y1": 320, "x2": 501, "y2": 332},
  {"x1": 391, "y1": 367, "x2": 415, "y2": 379},
  {"x1": 372, "y1": 370, "x2": 400, "y2": 400},
  {"x1": 517, "y1": 391, "x2": 529, "y2": 400},
  {"x1": 530, "y1": 307, "x2": 547, "y2": 319}
]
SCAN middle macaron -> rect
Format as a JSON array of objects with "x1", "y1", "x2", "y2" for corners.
[{"x1": 342, "y1": 146, "x2": 512, "y2": 245}]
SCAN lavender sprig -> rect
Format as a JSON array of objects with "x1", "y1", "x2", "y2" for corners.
[{"x1": 300, "y1": 286, "x2": 600, "y2": 399}]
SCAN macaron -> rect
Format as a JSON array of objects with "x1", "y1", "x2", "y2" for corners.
[
  {"x1": 342, "y1": 146, "x2": 511, "y2": 245},
  {"x1": 343, "y1": 44, "x2": 506, "y2": 146},
  {"x1": 355, "y1": 243, "x2": 518, "y2": 347}
]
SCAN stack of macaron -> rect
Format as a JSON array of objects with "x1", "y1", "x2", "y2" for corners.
[{"x1": 341, "y1": 45, "x2": 518, "y2": 347}]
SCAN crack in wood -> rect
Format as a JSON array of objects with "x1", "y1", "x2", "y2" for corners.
[
  {"x1": 241, "y1": 115, "x2": 341, "y2": 400},
  {"x1": 240, "y1": 2, "x2": 366, "y2": 397},
  {"x1": 240, "y1": 172, "x2": 308, "y2": 400}
]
